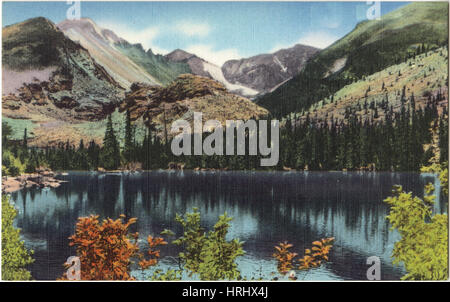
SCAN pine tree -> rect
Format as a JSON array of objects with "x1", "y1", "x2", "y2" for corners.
[
  {"x1": 2, "y1": 121, "x2": 12, "y2": 148},
  {"x1": 100, "y1": 115, "x2": 120, "y2": 170},
  {"x1": 123, "y1": 110, "x2": 134, "y2": 163},
  {"x1": 439, "y1": 117, "x2": 449, "y2": 163},
  {"x1": 23, "y1": 128, "x2": 27, "y2": 149},
  {"x1": 87, "y1": 140, "x2": 100, "y2": 169}
]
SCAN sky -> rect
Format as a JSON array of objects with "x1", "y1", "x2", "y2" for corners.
[{"x1": 2, "y1": 1, "x2": 409, "y2": 66}]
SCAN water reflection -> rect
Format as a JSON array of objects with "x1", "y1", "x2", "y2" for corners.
[{"x1": 10, "y1": 171, "x2": 443, "y2": 280}]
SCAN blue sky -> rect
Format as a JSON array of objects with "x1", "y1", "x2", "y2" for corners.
[{"x1": 2, "y1": 1, "x2": 409, "y2": 65}]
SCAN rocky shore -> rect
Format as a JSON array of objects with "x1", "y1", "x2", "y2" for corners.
[{"x1": 2, "y1": 168, "x2": 67, "y2": 193}]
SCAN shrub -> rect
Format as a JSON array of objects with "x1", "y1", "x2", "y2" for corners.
[
  {"x1": 63, "y1": 214, "x2": 165, "y2": 280},
  {"x1": 25, "y1": 161, "x2": 36, "y2": 173},
  {"x1": 2, "y1": 165, "x2": 9, "y2": 176},
  {"x1": 8, "y1": 165, "x2": 20, "y2": 177},
  {"x1": 1, "y1": 195, "x2": 34, "y2": 280},
  {"x1": 384, "y1": 185, "x2": 448, "y2": 280},
  {"x1": 420, "y1": 162, "x2": 448, "y2": 196},
  {"x1": 273, "y1": 237, "x2": 334, "y2": 278},
  {"x1": 273, "y1": 242, "x2": 297, "y2": 274},
  {"x1": 171, "y1": 208, "x2": 245, "y2": 280}
]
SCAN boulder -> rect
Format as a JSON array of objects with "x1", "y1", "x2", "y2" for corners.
[
  {"x1": 47, "y1": 182, "x2": 61, "y2": 188},
  {"x1": 167, "y1": 162, "x2": 185, "y2": 170},
  {"x1": 25, "y1": 181, "x2": 38, "y2": 188}
]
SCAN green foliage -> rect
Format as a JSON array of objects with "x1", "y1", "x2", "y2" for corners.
[
  {"x1": 123, "y1": 110, "x2": 137, "y2": 164},
  {"x1": 197, "y1": 213, "x2": 245, "y2": 280},
  {"x1": 1, "y1": 195, "x2": 34, "y2": 280},
  {"x1": 2, "y1": 150, "x2": 26, "y2": 176},
  {"x1": 172, "y1": 208, "x2": 205, "y2": 274},
  {"x1": 421, "y1": 162, "x2": 449, "y2": 196},
  {"x1": 171, "y1": 208, "x2": 245, "y2": 280},
  {"x1": 22, "y1": 97, "x2": 444, "y2": 172},
  {"x1": 100, "y1": 115, "x2": 121, "y2": 170},
  {"x1": 440, "y1": 164, "x2": 449, "y2": 197},
  {"x1": 2, "y1": 121, "x2": 47, "y2": 174},
  {"x1": 4, "y1": 96, "x2": 444, "y2": 173},
  {"x1": 24, "y1": 161, "x2": 36, "y2": 173},
  {"x1": 384, "y1": 185, "x2": 448, "y2": 280},
  {"x1": 276, "y1": 99, "x2": 442, "y2": 171},
  {"x1": 22, "y1": 128, "x2": 28, "y2": 149},
  {"x1": 150, "y1": 269, "x2": 182, "y2": 281},
  {"x1": 7, "y1": 165, "x2": 20, "y2": 177},
  {"x1": 2, "y1": 121, "x2": 13, "y2": 147},
  {"x1": 439, "y1": 117, "x2": 448, "y2": 164}
]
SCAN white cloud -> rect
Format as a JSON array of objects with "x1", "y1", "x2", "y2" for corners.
[
  {"x1": 97, "y1": 21, "x2": 169, "y2": 54},
  {"x1": 271, "y1": 31, "x2": 340, "y2": 53},
  {"x1": 297, "y1": 31, "x2": 339, "y2": 49},
  {"x1": 174, "y1": 21, "x2": 211, "y2": 37},
  {"x1": 185, "y1": 44, "x2": 241, "y2": 66}
]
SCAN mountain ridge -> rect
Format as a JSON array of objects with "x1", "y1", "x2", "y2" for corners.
[
  {"x1": 2, "y1": 17, "x2": 123, "y2": 122},
  {"x1": 165, "y1": 49, "x2": 259, "y2": 97},
  {"x1": 57, "y1": 18, "x2": 191, "y2": 88},
  {"x1": 2, "y1": 17, "x2": 269, "y2": 146},
  {"x1": 222, "y1": 43, "x2": 319, "y2": 93},
  {"x1": 257, "y1": 2, "x2": 449, "y2": 117}
]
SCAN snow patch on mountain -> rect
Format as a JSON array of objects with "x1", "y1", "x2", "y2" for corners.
[
  {"x1": 273, "y1": 56, "x2": 287, "y2": 73},
  {"x1": 202, "y1": 61, "x2": 259, "y2": 97}
]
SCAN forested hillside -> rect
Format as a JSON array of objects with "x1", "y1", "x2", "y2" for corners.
[{"x1": 257, "y1": 2, "x2": 449, "y2": 118}]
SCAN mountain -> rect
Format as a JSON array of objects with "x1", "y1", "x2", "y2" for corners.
[
  {"x1": 119, "y1": 74, "x2": 268, "y2": 135},
  {"x1": 165, "y1": 49, "x2": 211, "y2": 77},
  {"x1": 57, "y1": 18, "x2": 190, "y2": 87},
  {"x1": 114, "y1": 42, "x2": 190, "y2": 86},
  {"x1": 295, "y1": 46, "x2": 448, "y2": 125},
  {"x1": 2, "y1": 18, "x2": 268, "y2": 146},
  {"x1": 258, "y1": 2, "x2": 449, "y2": 117},
  {"x1": 222, "y1": 44, "x2": 319, "y2": 93},
  {"x1": 2, "y1": 17, "x2": 122, "y2": 122},
  {"x1": 165, "y1": 49, "x2": 259, "y2": 97},
  {"x1": 56, "y1": 18, "x2": 317, "y2": 97}
]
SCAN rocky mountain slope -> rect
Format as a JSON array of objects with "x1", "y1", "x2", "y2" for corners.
[
  {"x1": 258, "y1": 2, "x2": 449, "y2": 117},
  {"x1": 165, "y1": 49, "x2": 259, "y2": 97},
  {"x1": 2, "y1": 17, "x2": 123, "y2": 122},
  {"x1": 56, "y1": 18, "x2": 318, "y2": 98},
  {"x1": 57, "y1": 18, "x2": 189, "y2": 87},
  {"x1": 1, "y1": 17, "x2": 268, "y2": 147},
  {"x1": 114, "y1": 42, "x2": 190, "y2": 86},
  {"x1": 119, "y1": 74, "x2": 268, "y2": 136},
  {"x1": 295, "y1": 46, "x2": 448, "y2": 124},
  {"x1": 222, "y1": 44, "x2": 319, "y2": 93}
]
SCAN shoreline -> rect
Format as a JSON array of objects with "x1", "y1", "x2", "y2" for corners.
[
  {"x1": 2, "y1": 169, "x2": 68, "y2": 193},
  {"x1": 2, "y1": 168, "x2": 431, "y2": 194}
]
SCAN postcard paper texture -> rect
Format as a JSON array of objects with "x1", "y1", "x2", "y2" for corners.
[{"x1": 1, "y1": 1, "x2": 448, "y2": 283}]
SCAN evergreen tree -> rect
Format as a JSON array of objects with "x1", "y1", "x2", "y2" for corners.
[
  {"x1": 100, "y1": 115, "x2": 120, "y2": 170},
  {"x1": 2, "y1": 121, "x2": 12, "y2": 149},
  {"x1": 123, "y1": 110, "x2": 134, "y2": 163},
  {"x1": 439, "y1": 117, "x2": 449, "y2": 163},
  {"x1": 23, "y1": 128, "x2": 27, "y2": 149}
]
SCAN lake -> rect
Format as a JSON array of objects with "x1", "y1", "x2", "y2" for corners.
[{"x1": 9, "y1": 171, "x2": 445, "y2": 280}]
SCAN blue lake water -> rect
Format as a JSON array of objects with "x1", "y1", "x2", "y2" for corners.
[{"x1": 8, "y1": 171, "x2": 445, "y2": 280}]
